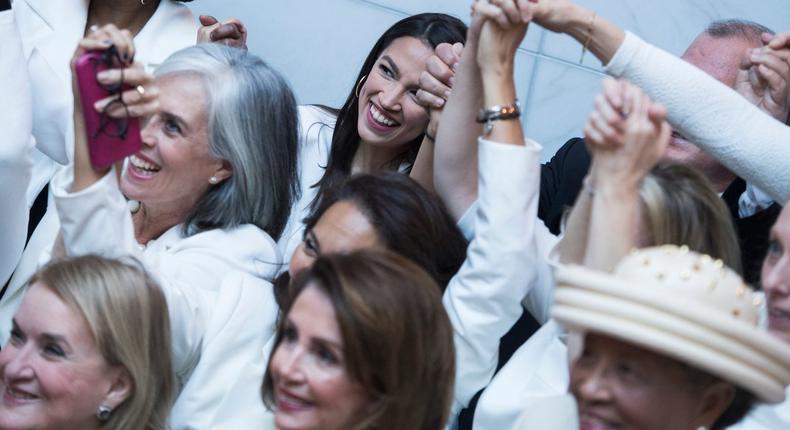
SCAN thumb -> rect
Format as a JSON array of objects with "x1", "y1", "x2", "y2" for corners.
[
  {"x1": 199, "y1": 15, "x2": 219, "y2": 26},
  {"x1": 453, "y1": 42, "x2": 464, "y2": 57}
]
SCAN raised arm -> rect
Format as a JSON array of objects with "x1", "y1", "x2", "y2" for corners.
[
  {"x1": 560, "y1": 78, "x2": 670, "y2": 271},
  {"x1": 69, "y1": 25, "x2": 157, "y2": 193},
  {"x1": 419, "y1": 21, "x2": 484, "y2": 219},
  {"x1": 443, "y1": 0, "x2": 556, "y2": 421},
  {"x1": 522, "y1": 0, "x2": 790, "y2": 202}
]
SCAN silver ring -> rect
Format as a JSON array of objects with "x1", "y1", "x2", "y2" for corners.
[
  {"x1": 135, "y1": 85, "x2": 146, "y2": 96},
  {"x1": 89, "y1": 25, "x2": 99, "y2": 33}
]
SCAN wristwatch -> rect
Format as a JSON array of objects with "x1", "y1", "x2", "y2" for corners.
[{"x1": 476, "y1": 100, "x2": 521, "y2": 135}]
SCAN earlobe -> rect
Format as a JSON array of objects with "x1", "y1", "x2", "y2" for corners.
[
  {"x1": 102, "y1": 367, "x2": 133, "y2": 410},
  {"x1": 212, "y1": 160, "x2": 233, "y2": 183}
]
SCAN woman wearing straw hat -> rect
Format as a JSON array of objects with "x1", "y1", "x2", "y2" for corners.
[{"x1": 536, "y1": 245, "x2": 790, "y2": 430}]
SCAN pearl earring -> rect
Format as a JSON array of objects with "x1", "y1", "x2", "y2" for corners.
[
  {"x1": 209, "y1": 176, "x2": 219, "y2": 185},
  {"x1": 96, "y1": 405, "x2": 112, "y2": 421}
]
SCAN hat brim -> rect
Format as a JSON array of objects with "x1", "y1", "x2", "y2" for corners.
[{"x1": 554, "y1": 265, "x2": 790, "y2": 404}]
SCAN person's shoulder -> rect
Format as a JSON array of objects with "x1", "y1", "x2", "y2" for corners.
[
  {"x1": 177, "y1": 225, "x2": 274, "y2": 257},
  {"x1": 180, "y1": 224, "x2": 282, "y2": 277},
  {"x1": 298, "y1": 105, "x2": 337, "y2": 128}
]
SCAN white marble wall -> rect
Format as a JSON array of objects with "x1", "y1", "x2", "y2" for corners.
[{"x1": 187, "y1": 0, "x2": 789, "y2": 159}]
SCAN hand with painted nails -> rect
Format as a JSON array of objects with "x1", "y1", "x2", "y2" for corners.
[
  {"x1": 70, "y1": 24, "x2": 158, "y2": 181},
  {"x1": 197, "y1": 15, "x2": 248, "y2": 50},
  {"x1": 416, "y1": 42, "x2": 464, "y2": 138},
  {"x1": 735, "y1": 32, "x2": 790, "y2": 123},
  {"x1": 584, "y1": 79, "x2": 670, "y2": 187},
  {"x1": 71, "y1": 24, "x2": 158, "y2": 121}
]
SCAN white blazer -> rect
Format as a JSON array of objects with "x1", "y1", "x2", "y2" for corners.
[
  {"x1": 49, "y1": 167, "x2": 282, "y2": 430},
  {"x1": 276, "y1": 105, "x2": 335, "y2": 265},
  {"x1": 0, "y1": 10, "x2": 34, "y2": 287},
  {"x1": 2, "y1": 0, "x2": 198, "y2": 319},
  {"x1": 444, "y1": 137, "x2": 562, "y2": 428},
  {"x1": 13, "y1": 0, "x2": 197, "y2": 205},
  {"x1": 169, "y1": 271, "x2": 279, "y2": 430}
]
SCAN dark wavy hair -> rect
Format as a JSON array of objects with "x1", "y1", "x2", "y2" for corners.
[
  {"x1": 275, "y1": 171, "x2": 468, "y2": 307},
  {"x1": 310, "y1": 13, "x2": 467, "y2": 212}
]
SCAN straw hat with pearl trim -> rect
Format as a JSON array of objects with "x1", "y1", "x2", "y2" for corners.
[{"x1": 553, "y1": 245, "x2": 790, "y2": 403}]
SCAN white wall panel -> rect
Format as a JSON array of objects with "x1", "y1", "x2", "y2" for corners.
[{"x1": 187, "y1": 0, "x2": 789, "y2": 159}]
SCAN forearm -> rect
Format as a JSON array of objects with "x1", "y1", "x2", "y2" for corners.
[
  {"x1": 71, "y1": 98, "x2": 109, "y2": 192},
  {"x1": 410, "y1": 137, "x2": 435, "y2": 193},
  {"x1": 481, "y1": 66, "x2": 524, "y2": 146},
  {"x1": 557, "y1": 4, "x2": 625, "y2": 66},
  {"x1": 606, "y1": 32, "x2": 790, "y2": 203},
  {"x1": 583, "y1": 176, "x2": 640, "y2": 271},
  {"x1": 557, "y1": 176, "x2": 593, "y2": 264},
  {"x1": 51, "y1": 166, "x2": 140, "y2": 259},
  {"x1": 434, "y1": 37, "x2": 484, "y2": 220}
]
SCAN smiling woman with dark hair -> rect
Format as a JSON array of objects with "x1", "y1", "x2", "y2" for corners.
[{"x1": 277, "y1": 13, "x2": 468, "y2": 259}]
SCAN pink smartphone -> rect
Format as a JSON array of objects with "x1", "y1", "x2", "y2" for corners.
[{"x1": 75, "y1": 48, "x2": 141, "y2": 170}]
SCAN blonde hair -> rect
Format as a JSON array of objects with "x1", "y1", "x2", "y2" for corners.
[
  {"x1": 28, "y1": 255, "x2": 176, "y2": 430},
  {"x1": 639, "y1": 163, "x2": 742, "y2": 273}
]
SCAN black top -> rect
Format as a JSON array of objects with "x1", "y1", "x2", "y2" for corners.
[
  {"x1": 0, "y1": 0, "x2": 11, "y2": 12},
  {"x1": 537, "y1": 137, "x2": 591, "y2": 234}
]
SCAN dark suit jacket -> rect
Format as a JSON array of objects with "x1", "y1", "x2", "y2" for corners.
[{"x1": 537, "y1": 137, "x2": 779, "y2": 285}]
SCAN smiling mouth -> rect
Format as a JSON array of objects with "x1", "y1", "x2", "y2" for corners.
[
  {"x1": 578, "y1": 412, "x2": 619, "y2": 430},
  {"x1": 769, "y1": 307, "x2": 790, "y2": 323},
  {"x1": 368, "y1": 103, "x2": 400, "y2": 128},
  {"x1": 3, "y1": 386, "x2": 39, "y2": 403},
  {"x1": 129, "y1": 154, "x2": 161, "y2": 176},
  {"x1": 276, "y1": 388, "x2": 314, "y2": 412}
]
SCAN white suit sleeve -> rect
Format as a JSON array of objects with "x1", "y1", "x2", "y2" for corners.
[
  {"x1": 444, "y1": 138, "x2": 555, "y2": 421},
  {"x1": 50, "y1": 169, "x2": 204, "y2": 379},
  {"x1": 0, "y1": 10, "x2": 34, "y2": 286},
  {"x1": 604, "y1": 31, "x2": 790, "y2": 204}
]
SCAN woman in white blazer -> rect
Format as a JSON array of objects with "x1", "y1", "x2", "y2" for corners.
[
  {"x1": 12, "y1": 0, "x2": 197, "y2": 209},
  {"x1": 1, "y1": 0, "x2": 198, "y2": 346},
  {"x1": 0, "y1": 9, "x2": 33, "y2": 289},
  {"x1": 5, "y1": 26, "x2": 299, "y2": 430}
]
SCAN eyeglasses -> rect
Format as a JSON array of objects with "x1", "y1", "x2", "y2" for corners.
[{"x1": 90, "y1": 45, "x2": 130, "y2": 140}]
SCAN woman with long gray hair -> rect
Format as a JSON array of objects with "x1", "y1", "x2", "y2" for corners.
[{"x1": 0, "y1": 24, "x2": 299, "y2": 429}]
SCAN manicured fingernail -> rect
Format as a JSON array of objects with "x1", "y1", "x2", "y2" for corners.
[
  {"x1": 449, "y1": 76, "x2": 455, "y2": 86},
  {"x1": 94, "y1": 99, "x2": 107, "y2": 111},
  {"x1": 444, "y1": 90, "x2": 452, "y2": 99},
  {"x1": 96, "y1": 71, "x2": 110, "y2": 82},
  {"x1": 434, "y1": 99, "x2": 445, "y2": 108}
]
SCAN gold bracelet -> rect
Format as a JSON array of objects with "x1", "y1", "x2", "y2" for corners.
[{"x1": 579, "y1": 11, "x2": 597, "y2": 64}]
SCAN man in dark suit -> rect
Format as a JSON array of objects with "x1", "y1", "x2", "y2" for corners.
[{"x1": 538, "y1": 19, "x2": 787, "y2": 286}]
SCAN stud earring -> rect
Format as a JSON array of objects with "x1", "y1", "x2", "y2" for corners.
[
  {"x1": 354, "y1": 74, "x2": 367, "y2": 98},
  {"x1": 209, "y1": 176, "x2": 219, "y2": 185},
  {"x1": 96, "y1": 405, "x2": 112, "y2": 421}
]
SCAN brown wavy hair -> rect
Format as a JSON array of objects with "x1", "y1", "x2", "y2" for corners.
[{"x1": 262, "y1": 250, "x2": 455, "y2": 430}]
